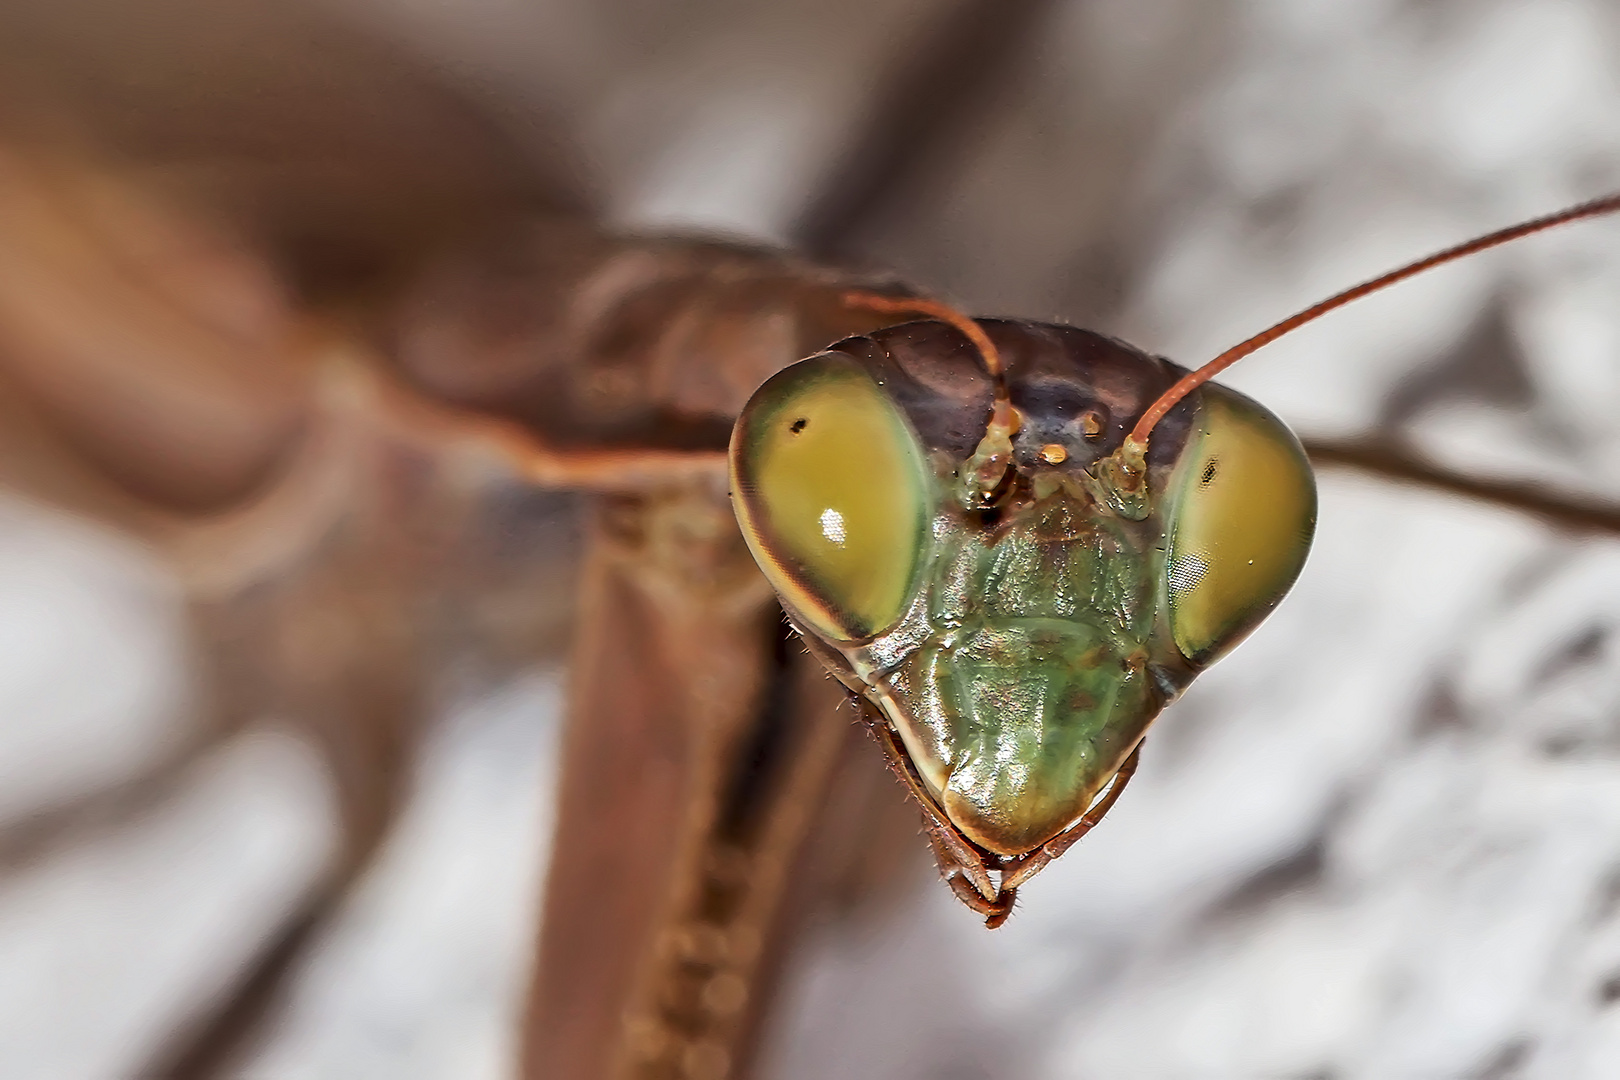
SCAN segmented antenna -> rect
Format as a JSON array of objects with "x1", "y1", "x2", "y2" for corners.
[{"x1": 1127, "y1": 192, "x2": 1620, "y2": 451}]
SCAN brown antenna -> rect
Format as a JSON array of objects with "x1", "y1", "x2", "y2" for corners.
[
  {"x1": 1128, "y1": 192, "x2": 1620, "y2": 450},
  {"x1": 844, "y1": 291, "x2": 1010, "y2": 408}
]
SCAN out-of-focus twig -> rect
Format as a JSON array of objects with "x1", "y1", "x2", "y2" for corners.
[
  {"x1": 136, "y1": 839, "x2": 390, "y2": 1080},
  {"x1": 1305, "y1": 438, "x2": 1620, "y2": 536},
  {"x1": 793, "y1": 0, "x2": 1060, "y2": 259}
]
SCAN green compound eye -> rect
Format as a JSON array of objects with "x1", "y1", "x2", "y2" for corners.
[
  {"x1": 1165, "y1": 387, "x2": 1317, "y2": 664},
  {"x1": 730, "y1": 354, "x2": 932, "y2": 642}
]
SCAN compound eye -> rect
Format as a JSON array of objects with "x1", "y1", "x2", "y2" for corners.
[
  {"x1": 730, "y1": 354, "x2": 931, "y2": 642},
  {"x1": 1165, "y1": 387, "x2": 1317, "y2": 664}
]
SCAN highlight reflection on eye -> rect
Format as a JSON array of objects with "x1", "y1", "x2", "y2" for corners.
[
  {"x1": 1166, "y1": 553, "x2": 1209, "y2": 597},
  {"x1": 819, "y1": 508, "x2": 847, "y2": 546},
  {"x1": 730, "y1": 355, "x2": 932, "y2": 642}
]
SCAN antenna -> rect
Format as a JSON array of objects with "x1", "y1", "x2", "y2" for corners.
[
  {"x1": 1127, "y1": 192, "x2": 1620, "y2": 451},
  {"x1": 843, "y1": 292, "x2": 1009, "y2": 405}
]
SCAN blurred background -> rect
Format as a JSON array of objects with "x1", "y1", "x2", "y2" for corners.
[{"x1": 3, "y1": 0, "x2": 1620, "y2": 1077}]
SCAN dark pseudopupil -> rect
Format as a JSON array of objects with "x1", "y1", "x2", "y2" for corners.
[
  {"x1": 730, "y1": 356, "x2": 930, "y2": 642},
  {"x1": 1166, "y1": 389, "x2": 1316, "y2": 663}
]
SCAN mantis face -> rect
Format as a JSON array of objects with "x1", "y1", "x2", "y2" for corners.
[{"x1": 731, "y1": 319, "x2": 1316, "y2": 916}]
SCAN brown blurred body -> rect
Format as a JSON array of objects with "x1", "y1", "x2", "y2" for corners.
[{"x1": 0, "y1": 10, "x2": 928, "y2": 1072}]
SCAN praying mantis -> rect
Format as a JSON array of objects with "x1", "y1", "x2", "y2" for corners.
[
  {"x1": 4, "y1": 2, "x2": 1620, "y2": 1080},
  {"x1": 512, "y1": 190, "x2": 1620, "y2": 1079}
]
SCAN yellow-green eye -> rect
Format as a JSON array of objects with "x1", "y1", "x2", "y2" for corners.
[
  {"x1": 730, "y1": 355, "x2": 931, "y2": 642},
  {"x1": 1165, "y1": 387, "x2": 1316, "y2": 663}
]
